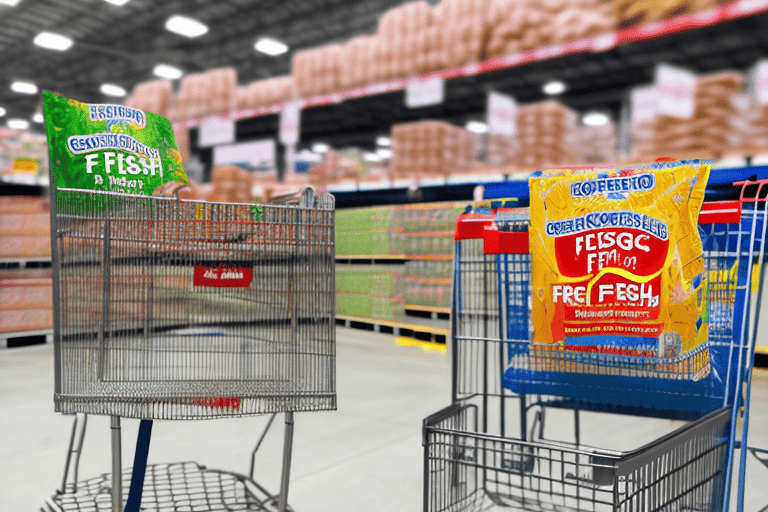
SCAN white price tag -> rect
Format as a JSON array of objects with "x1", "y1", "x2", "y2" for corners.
[
  {"x1": 198, "y1": 117, "x2": 235, "y2": 147},
  {"x1": 631, "y1": 86, "x2": 659, "y2": 126},
  {"x1": 755, "y1": 60, "x2": 768, "y2": 106},
  {"x1": 487, "y1": 92, "x2": 517, "y2": 136},
  {"x1": 656, "y1": 64, "x2": 697, "y2": 119},
  {"x1": 405, "y1": 75, "x2": 444, "y2": 108},
  {"x1": 280, "y1": 101, "x2": 302, "y2": 146}
]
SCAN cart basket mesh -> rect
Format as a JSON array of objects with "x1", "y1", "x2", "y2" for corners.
[{"x1": 51, "y1": 189, "x2": 336, "y2": 419}]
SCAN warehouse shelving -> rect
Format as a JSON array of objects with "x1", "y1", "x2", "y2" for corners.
[{"x1": 183, "y1": 0, "x2": 768, "y2": 175}]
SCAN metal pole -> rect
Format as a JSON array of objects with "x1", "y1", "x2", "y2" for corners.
[
  {"x1": 278, "y1": 412, "x2": 295, "y2": 512},
  {"x1": 110, "y1": 415, "x2": 122, "y2": 512}
]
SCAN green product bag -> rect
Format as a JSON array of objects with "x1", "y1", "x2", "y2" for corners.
[{"x1": 43, "y1": 92, "x2": 188, "y2": 195}]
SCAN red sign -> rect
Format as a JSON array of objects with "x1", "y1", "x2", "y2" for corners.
[{"x1": 193, "y1": 266, "x2": 253, "y2": 288}]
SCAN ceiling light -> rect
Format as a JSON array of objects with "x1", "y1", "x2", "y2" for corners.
[
  {"x1": 8, "y1": 119, "x2": 29, "y2": 130},
  {"x1": 376, "y1": 136, "x2": 391, "y2": 147},
  {"x1": 11, "y1": 81, "x2": 38, "y2": 94},
  {"x1": 100, "y1": 83, "x2": 127, "y2": 97},
  {"x1": 465, "y1": 121, "x2": 489, "y2": 134},
  {"x1": 32, "y1": 112, "x2": 43, "y2": 123},
  {"x1": 153, "y1": 64, "x2": 183, "y2": 80},
  {"x1": 103, "y1": 0, "x2": 130, "y2": 5},
  {"x1": 33, "y1": 31, "x2": 73, "y2": 51},
  {"x1": 255, "y1": 37, "x2": 289, "y2": 56},
  {"x1": 312, "y1": 142, "x2": 330, "y2": 154},
  {"x1": 165, "y1": 15, "x2": 208, "y2": 38},
  {"x1": 0, "y1": 0, "x2": 22, "y2": 6},
  {"x1": 582, "y1": 112, "x2": 610, "y2": 127},
  {"x1": 364, "y1": 152, "x2": 383, "y2": 163},
  {"x1": 376, "y1": 148, "x2": 393, "y2": 159},
  {"x1": 0, "y1": 107, "x2": 6, "y2": 117},
  {"x1": 542, "y1": 80, "x2": 567, "y2": 95}
]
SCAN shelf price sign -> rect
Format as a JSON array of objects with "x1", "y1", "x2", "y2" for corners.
[
  {"x1": 198, "y1": 117, "x2": 235, "y2": 147},
  {"x1": 406, "y1": 75, "x2": 444, "y2": 109},
  {"x1": 280, "y1": 101, "x2": 302, "y2": 146},
  {"x1": 487, "y1": 91, "x2": 517, "y2": 136},
  {"x1": 656, "y1": 63, "x2": 697, "y2": 119}
]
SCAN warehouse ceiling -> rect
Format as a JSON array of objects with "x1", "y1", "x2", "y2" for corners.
[{"x1": 0, "y1": 0, "x2": 413, "y2": 123}]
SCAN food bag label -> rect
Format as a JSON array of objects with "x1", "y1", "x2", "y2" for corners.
[
  {"x1": 43, "y1": 92, "x2": 188, "y2": 194},
  {"x1": 529, "y1": 161, "x2": 710, "y2": 367}
]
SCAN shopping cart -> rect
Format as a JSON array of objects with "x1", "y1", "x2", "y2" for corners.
[
  {"x1": 43, "y1": 185, "x2": 336, "y2": 512},
  {"x1": 423, "y1": 179, "x2": 768, "y2": 512}
]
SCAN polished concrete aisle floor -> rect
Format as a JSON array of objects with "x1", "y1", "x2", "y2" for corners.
[{"x1": 2, "y1": 327, "x2": 768, "y2": 511}]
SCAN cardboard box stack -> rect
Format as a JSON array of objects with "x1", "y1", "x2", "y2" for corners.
[
  {"x1": 293, "y1": 44, "x2": 343, "y2": 97},
  {"x1": 515, "y1": 100, "x2": 578, "y2": 169},
  {"x1": 0, "y1": 197, "x2": 52, "y2": 334},
  {"x1": 390, "y1": 120, "x2": 475, "y2": 178},
  {"x1": 203, "y1": 165, "x2": 255, "y2": 203},
  {"x1": 124, "y1": 80, "x2": 174, "y2": 118},
  {"x1": 487, "y1": 134, "x2": 518, "y2": 167},
  {"x1": 435, "y1": 0, "x2": 490, "y2": 68},
  {"x1": 176, "y1": 67, "x2": 238, "y2": 120},
  {"x1": 633, "y1": 71, "x2": 744, "y2": 161},
  {"x1": 579, "y1": 121, "x2": 618, "y2": 164},
  {"x1": 336, "y1": 264, "x2": 403, "y2": 320},
  {"x1": 486, "y1": 0, "x2": 615, "y2": 59},
  {"x1": 615, "y1": 0, "x2": 724, "y2": 29},
  {"x1": 236, "y1": 75, "x2": 296, "y2": 110},
  {"x1": 339, "y1": 35, "x2": 376, "y2": 90}
]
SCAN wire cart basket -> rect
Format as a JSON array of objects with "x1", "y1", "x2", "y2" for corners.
[
  {"x1": 43, "y1": 185, "x2": 336, "y2": 512},
  {"x1": 423, "y1": 179, "x2": 768, "y2": 512}
]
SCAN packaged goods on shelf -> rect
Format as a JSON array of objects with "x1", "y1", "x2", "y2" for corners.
[
  {"x1": 0, "y1": 309, "x2": 52, "y2": 333},
  {"x1": 125, "y1": 79, "x2": 174, "y2": 118},
  {"x1": 434, "y1": 0, "x2": 489, "y2": 68},
  {"x1": 293, "y1": 44, "x2": 343, "y2": 98},
  {"x1": 515, "y1": 100, "x2": 579, "y2": 169},
  {"x1": 235, "y1": 75, "x2": 296, "y2": 110},
  {"x1": 0, "y1": 269, "x2": 52, "y2": 313},
  {"x1": 401, "y1": 260, "x2": 453, "y2": 309},
  {"x1": 0, "y1": 129, "x2": 48, "y2": 180},
  {"x1": 615, "y1": 0, "x2": 724, "y2": 29},
  {"x1": 487, "y1": 133, "x2": 518, "y2": 167},
  {"x1": 339, "y1": 35, "x2": 376, "y2": 89},
  {"x1": 206, "y1": 165, "x2": 255, "y2": 203},
  {"x1": 486, "y1": 0, "x2": 615, "y2": 59},
  {"x1": 176, "y1": 67, "x2": 238, "y2": 120},
  {"x1": 336, "y1": 264, "x2": 403, "y2": 319},
  {"x1": 632, "y1": 71, "x2": 744, "y2": 161},
  {"x1": 0, "y1": 197, "x2": 50, "y2": 259},
  {"x1": 391, "y1": 120, "x2": 475, "y2": 178}
]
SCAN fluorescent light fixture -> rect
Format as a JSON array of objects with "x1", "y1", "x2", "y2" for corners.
[
  {"x1": 542, "y1": 80, "x2": 566, "y2": 95},
  {"x1": 582, "y1": 112, "x2": 610, "y2": 127},
  {"x1": 364, "y1": 152, "x2": 383, "y2": 163},
  {"x1": 0, "y1": 0, "x2": 22, "y2": 6},
  {"x1": 465, "y1": 121, "x2": 489, "y2": 134},
  {"x1": 33, "y1": 31, "x2": 73, "y2": 51},
  {"x1": 11, "y1": 81, "x2": 38, "y2": 94},
  {"x1": 255, "y1": 37, "x2": 288, "y2": 56},
  {"x1": 8, "y1": 118, "x2": 29, "y2": 130},
  {"x1": 312, "y1": 143, "x2": 330, "y2": 153},
  {"x1": 0, "y1": 107, "x2": 6, "y2": 117},
  {"x1": 153, "y1": 64, "x2": 183, "y2": 80},
  {"x1": 32, "y1": 112, "x2": 43, "y2": 123},
  {"x1": 376, "y1": 136, "x2": 391, "y2": 147},
  {"x1": 165, "y1": 15, "x2": 208, "y2": 38},
  {"x1": 100, "y1": 83, "x2": 127, "y2": 97},
  {"x1": 103, "y1": 0, "x2": 130, "y2": 5},
  {"x1": 376, "y1": 148, "x2": 393, "y2": 159}
]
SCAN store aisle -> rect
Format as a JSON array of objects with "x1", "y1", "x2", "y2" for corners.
[{"x1": 2, "y1": 328, "x2": 768, "y2": 511}]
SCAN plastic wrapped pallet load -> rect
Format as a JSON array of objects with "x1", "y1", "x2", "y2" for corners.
[{"x1": 124, "y1": 79, "x2": 174, "y2": 118}]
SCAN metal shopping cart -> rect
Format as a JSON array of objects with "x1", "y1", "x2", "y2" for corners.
[
  {"x1": 423, "y1": 180, "x2": 768, "y2": 512},
  {"x1": 42, "y1": 185, "x2": 336, "y2": 512}
]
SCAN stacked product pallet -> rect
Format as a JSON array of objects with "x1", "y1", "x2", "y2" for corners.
[
  {"x1": 390, "y1": 121, "x2": 475, "y2": 179},
  {"x1": 632, "y1": 71, "x2": 744, "y2": 161},
  {"x1": 336, "y1": 202, "x2": 463, "y2": 321},
  {"x1": 0, "y1": 196, "x2": 52, "y2": 336},
  {"x1": 516, "y1": 101, "x2": 579, "y2": 170},
  {"x1": 236, "y1": 76, "x2": 296, "y2": 111},
  {"x1": 336, "y1": 264, "x2": 403, "y2": 320}
]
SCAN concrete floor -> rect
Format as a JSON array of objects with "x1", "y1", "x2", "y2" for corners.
[{"x1": 1, "y1": 327, "x2": 768, "y2": 511}]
